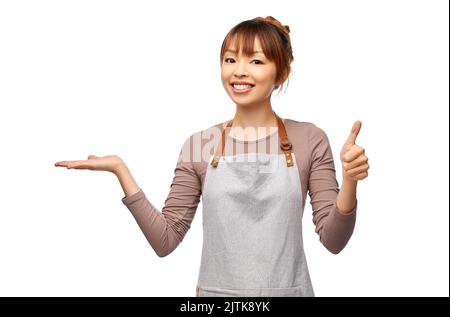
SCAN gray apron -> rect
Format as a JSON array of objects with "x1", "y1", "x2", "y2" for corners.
[{"x1": 196, "y1": 112, "x2": 314, "y2": 297}]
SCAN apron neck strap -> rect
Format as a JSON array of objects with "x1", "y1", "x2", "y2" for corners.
[
  {"x1": 211, "y1": 111, "x2": 294, "y2": 168},
  {"x1": 275, "y1": 112, "x2": 294, "y2": 167}
]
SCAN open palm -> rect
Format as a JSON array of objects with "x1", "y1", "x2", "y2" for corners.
[{"x1": 54, "y1": 155, "x2": 123, "y2": 174}]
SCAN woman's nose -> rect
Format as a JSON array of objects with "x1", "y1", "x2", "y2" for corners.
[{"x1": 233, "y1": 61, "x2": 248, "y2": 77}]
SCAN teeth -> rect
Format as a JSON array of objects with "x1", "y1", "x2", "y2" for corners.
[{"x1": 233, "y1": 84, "x2": 253, "y2": 90}]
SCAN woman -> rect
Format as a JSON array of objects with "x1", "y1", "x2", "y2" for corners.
[{"x1": 55, "y1": 16, "x2": 369, "y2": 297}]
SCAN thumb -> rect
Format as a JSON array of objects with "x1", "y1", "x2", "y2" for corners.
[
  {"x1": 88, "y1": 155, "x2": 99, "y2": 159},
  {"x1": 345, "y1": 121, "x2": 362, "y2": 145}
]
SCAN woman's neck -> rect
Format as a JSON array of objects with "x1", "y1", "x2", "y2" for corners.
[
  {"x1": 231, "y1": 102, "x2": 278, "y2": 129},
  {"x1": 228, "y1": 102, "x2": 283, "y2": 141}
]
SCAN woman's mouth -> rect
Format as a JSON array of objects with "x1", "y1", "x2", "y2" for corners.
[{"x1": 230, "y1": 83, "x2": 255, "y2": 94}]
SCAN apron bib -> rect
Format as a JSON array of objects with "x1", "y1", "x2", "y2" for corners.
[{"x1": 196, "y1": 112, "x2": 314, "y2": 297}]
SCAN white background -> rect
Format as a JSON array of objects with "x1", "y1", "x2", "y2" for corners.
[{"x1": 0, "y1": 0, "x2": 448, "y2": 297}]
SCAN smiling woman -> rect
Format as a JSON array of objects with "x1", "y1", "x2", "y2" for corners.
[
  {"x1": 220, "y1": 16, "x2": 294, "y2": 93},
  {"x1": 55, "y1": 15, "x2": 367, "y2": 298},
  {"x1": 219, "y1": 17, "x2": 296, "y2": 142}
]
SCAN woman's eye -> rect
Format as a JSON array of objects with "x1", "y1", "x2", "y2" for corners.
[{"x1": 223, "y1": 58, "x2": 263, "y2": 65}]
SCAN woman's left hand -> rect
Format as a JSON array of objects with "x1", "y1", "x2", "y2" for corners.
[{"x1": 340, "y1": 121, "x2": 369, "y2": 182}]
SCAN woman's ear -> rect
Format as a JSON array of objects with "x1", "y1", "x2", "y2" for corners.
[
  {"x1": 274, "y1": 77, "x2": 282, "y2": 90},
  {"x1": 274, "y1": 77, "x2": 284, "y2": 90},
  {"x1": 275, "y1": 73, "x2": 290, "y2": 90}
]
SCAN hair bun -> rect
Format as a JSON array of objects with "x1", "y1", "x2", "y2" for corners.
[{"x1": 254, "y1": 16, "x2": 290, "y2": 35}]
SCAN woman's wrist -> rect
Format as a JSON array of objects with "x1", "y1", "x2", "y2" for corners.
[
  {"x1": 114, "y1": 162, "x2": 141, "y2": 198},
  {"x1": 113, "y1": 160, "x2": 127, "y2": 176},
  {"x1": 336, "y1": 174, "x2": 358, "y2": 214}
]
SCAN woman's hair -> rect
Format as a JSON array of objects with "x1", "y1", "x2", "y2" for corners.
[{"x1": 220, "y1": 16, "x2": 294, "y2": 93}]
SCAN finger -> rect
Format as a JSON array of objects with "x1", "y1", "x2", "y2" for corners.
[
  {"x1": 343, "y1": 146, "x2": 365, "y2": 162},
  {"x1": 343, "y1": 155, "x2": 368, "y2": 171},
  {"x1": 346, "y1": 163, "x2": 369, "y2": 176},
  {"x1": 66, "y1": 160, "x2": 90, "y2": 169},
  {"x1": 55, "y1": 161, "x2": 71, "y2": 167},
  {"x1": 88, "y1": 155, "x2": 99, "y2": 159},
  {"x1": 345, "y1": 121, "x2": 362, "y2": 145},
  {"x1": 352, "y1": 171, "x2": 369, "y2": 180}
]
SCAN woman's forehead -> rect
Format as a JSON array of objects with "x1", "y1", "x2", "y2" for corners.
[{"x1": 225, "y1": 36, "x2": 263, "y2": 54}]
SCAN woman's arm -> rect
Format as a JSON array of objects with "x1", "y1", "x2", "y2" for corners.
[
  {"x1": 114, "y1": 162, "x2": 141, "y2": 198},
  {"x1": 308, "y1": 126, "x2": 357, "y2": 254},
  {"x1": 120, "y1": 136, "x2": 202, "y2": 258},
  {"x1": 337, "y1": 121, "x2": 369, "y2": 214},
  {"x1": 336, "y1": 177, "x2": 357, "y2": 214},
  {"x1": 308, "y1": 121, "x2": 369, "y2": 254},
  {"x1": 54, "y1": 142, "x2": 201, "y2": 258}
]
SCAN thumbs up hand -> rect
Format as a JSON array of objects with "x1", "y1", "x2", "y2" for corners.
[{"x1": 339, "y1": 121, "x2": 369, "y2": 182}]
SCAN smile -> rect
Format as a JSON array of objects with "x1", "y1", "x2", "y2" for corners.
[{"x1": 230, "y1": 83, "x2": 255, "y2": 94}]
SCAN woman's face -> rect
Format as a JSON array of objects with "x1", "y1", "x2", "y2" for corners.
[{"x1": 221, "y1": 36, "x2": 279, "y2": 107}]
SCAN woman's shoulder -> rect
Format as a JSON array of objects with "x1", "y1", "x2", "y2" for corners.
[
  {"x1": 284, "y1": 118, "x2": 327, "y2": 137},
  {"x1": 179, "y1": 121, "x2": 224, "y2": 152},
  {"x1": 193, "y1": 121, "x2": 224, "y2": 139}
]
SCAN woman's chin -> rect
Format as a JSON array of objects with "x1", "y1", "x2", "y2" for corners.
[{"x1": 233, "y1": 101, "x2": 259, "y2": 108}]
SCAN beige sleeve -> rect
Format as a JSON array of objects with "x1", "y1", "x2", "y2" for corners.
[
  {"x1": 308, "y1": 125, "x2": 357, "y2": 254},
  {"x1": 121, "y1": 136, "x2": 201, "y2": 257}
]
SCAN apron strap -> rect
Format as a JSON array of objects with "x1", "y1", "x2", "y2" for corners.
[
  {"x1": 274, "y1": 112, "x2": 294, "y2": 167},
  {"x1": 211, "y1": 120, "x2": 233, "y2": 168},
  {"x1": 211, "y1": 111, "x2": 293, "y2": 168}
]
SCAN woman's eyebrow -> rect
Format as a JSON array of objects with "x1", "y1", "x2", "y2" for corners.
[{"x1": 225, "y1": 49, "x2": 264, "y2": 55}]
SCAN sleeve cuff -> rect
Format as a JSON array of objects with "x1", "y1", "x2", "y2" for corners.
[
  {"x1": 333, "y1": 199, "x2": 357, "y2": 219},
  {"x1": 121, "y1": 188, "x2": 144, "y2": 205}
]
